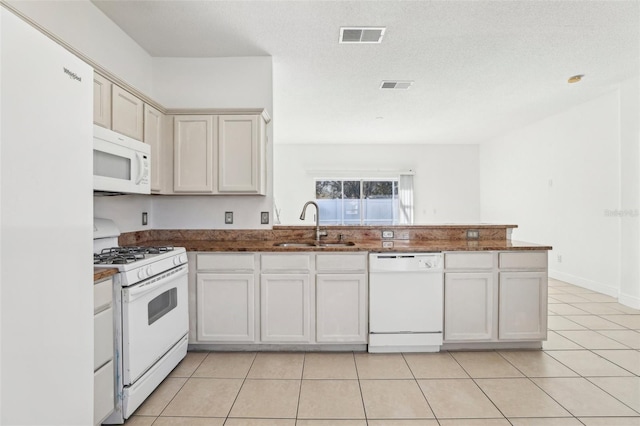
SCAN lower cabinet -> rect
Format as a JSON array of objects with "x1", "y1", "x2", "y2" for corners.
[
  {"x1": 443, "y1": 250, "x2": 548, "y2": 346},
  {"x1": 499, "y1": 271, "x2": 547, "y2": 340},
  {"x1": 193, "y1": 252, "x2": 368, "y2": 347},
  {"x1": 94, "y1": 277, "x2": 114, "y2": 426},
  {"x1": 197, "y1": 273, "x2": 255, "y2": 342},
  {"x1": 260, "y1": 273, "x2": 311, "y2": 342},
  {"x1": 195, "y1": 253, "x2": 257, "y2": 343},
  {"x1": 444, "y1": 272, "x2": 494, "y2": 341},
  {"x1": 316, "y1": 273, "x2": 367, "y2": 343}
]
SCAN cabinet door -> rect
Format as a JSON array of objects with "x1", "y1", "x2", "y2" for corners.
[
  {"x1": 218, "y1": 115, "x2": 265, "y2": 194},
  {"x1": 111, "y1": 85, "x2": 144, "y2": 140},
  {"x1": 173, "y1": 115, "x2": 215, "y2": 193},
  {"x1": 499, "y1": 272, "x2": 547, "y2": 340},
  {"x1": 261, "y1": 274, "x2": 311, "y2": 342},
  {"x1": 316, "y1": 274, "x2": 367, "y2": 343},
  {"x1": 197, "y1": 273, "x2": 255, "y2": 342},
  {"x1": 444, "y1": 272, "x2": 494, "y2": 341},
  {"x1": 144, "y1": 104, "x2": 164, "y2": 193},
  {"x1": 93, "y1": 72, "x2": 111, "y2": 128}
]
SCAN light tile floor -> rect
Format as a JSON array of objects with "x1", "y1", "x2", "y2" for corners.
[{"x1": 124, "y1": 278, "x2": 640, "y2": 425}]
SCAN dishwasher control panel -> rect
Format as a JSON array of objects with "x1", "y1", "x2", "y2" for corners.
[{"x1": 369, "y1": 253, "x2": 443, "y2": 272}]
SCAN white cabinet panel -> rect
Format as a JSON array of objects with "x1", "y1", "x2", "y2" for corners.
[
  {"x1": 499, "y1": 272, "x2": 547, "y2": 340},
  {"x1": 316, "y1": 274, "x2": 367, "y2": 343},
  {"x1": 144, "y1": 104, "x2": 164, "y2": 193},
  {"x1": 261, "y1": 274, "x2": 311, "y2": 342},
  {"x1": 261, "y1": 254, "x2": 311, "y2": 272},
  {"x1": 94, "y1": 307, "x2": 113, "y2": 370},
  {"x1": 111, "y1": 85, "x2": 144, "y2": 141},
  {"x1": 316, "y1": 253, "x2": 367, "y2": 272},
  {"x1": 197, "y1": 253, "x2": 256, "y2": 271},
  {"x1": 499, "y1": 252, "x2": 547, "y2": 270},
  {"x1": 444, "y1": 272, "x2": 494, "y2": 341},
  {"x1": 445, "y1": 252, "x2": 494, "y2": 270},
  {"x1": 93, "y1": 72, "x2": 111, "y2": 129},
  {"x1": 173, "y1": 115, "x2": 215, "y2": 192},
  {"x1": 94, "y1": 360, "x2": 114, "y2": 425},
  {"x1": 218, "y1": 115, "x2": 265, "y2": 194},
  {"x1": 197, "y1": 273, "x2": 255, "y2": 342}
]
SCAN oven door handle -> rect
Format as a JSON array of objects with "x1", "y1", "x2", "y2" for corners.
[{"x1": 125, "y1": 265, "x2": 187, "y2": 302}]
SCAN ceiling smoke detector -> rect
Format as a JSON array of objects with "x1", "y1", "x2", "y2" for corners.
[
  {"x1": 339, "y1": 27, "x2": 386, "y2": 43},
  {"x1": 568, "y1": 74, "x2": 584, "y2": 84},
  {"x1": 380, "y1": 80, "x2": 414, "y2": 90}
]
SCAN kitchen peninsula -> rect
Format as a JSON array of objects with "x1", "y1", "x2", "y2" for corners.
[{"x1": 118, "y1": 224, "x2": 551, "y2": 352}]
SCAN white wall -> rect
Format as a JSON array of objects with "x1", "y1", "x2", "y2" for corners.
[
  {"x1": 94, "y1": 195, "x2": 153, "y2": 233},
  {"x1": 619, "y1": 77, "x2": 640, "y2": 307},
  {"x1": 6, "y1": 0, "x2": 154, "y2": 94},
  {"x1": 480, "y1": 87, "x2": 636, "y2": 305},
  {"x1": 274, "y1": 144, "x2": 480, "y2": 225}
]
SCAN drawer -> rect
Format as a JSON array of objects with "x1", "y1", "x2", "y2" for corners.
[
  {"x1": 197, "y1": 253, "x2": 255, "y2": 271},
  {"x1": 94, "y1": 278, "x2": 112, "y2": 314},
  {"x1": 316, "y1": 253, "x2": 367, "y2": 272},
  {"x1": 94, "y1": 360, "x2": 114, "y2": 424},
  {"x1": 261, "y1": 254, "x2": 311, "y2": 272},
  {"x1": 499, "y1": 251, "x2": 547, "y2": 270},
  {"x1": 94, "y1": 307, "x2": 113, "y2": 371},
  {"x1": 445, "y1": 252, "x2": 494, "y2": 270}
]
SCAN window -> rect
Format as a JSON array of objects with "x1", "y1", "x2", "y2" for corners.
[{"x1": 315, "y1": 179, "x2": 400, "y2": 225}]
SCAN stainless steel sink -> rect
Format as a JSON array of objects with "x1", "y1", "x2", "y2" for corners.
[
  {"x1": 273, "y1": 242, "x2": 316, "y2": 247},
  {"x1": 318, "y1": 242, "x2": 356, "y2": 247}
]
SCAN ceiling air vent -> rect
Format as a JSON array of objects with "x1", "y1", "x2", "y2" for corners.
[
  {"x1": 380, "y1": 80, "x2": 414, "y2": 90},
  {"x1": 340, "y1": 27, "x2": 386, "y2": 44}
]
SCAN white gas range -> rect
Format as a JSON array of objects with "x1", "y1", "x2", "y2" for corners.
[{"x1": 94, "y1": 218, "x2": 189, "y2": 424}]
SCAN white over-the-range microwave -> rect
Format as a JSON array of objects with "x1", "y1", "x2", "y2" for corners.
[{"x1": 93, "y1": 125, "x2": 150, "y2": 194}]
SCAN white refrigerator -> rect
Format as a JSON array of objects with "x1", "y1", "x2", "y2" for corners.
[{"x1": 1, "y1": 7, "x2": 94, "y2": 425}]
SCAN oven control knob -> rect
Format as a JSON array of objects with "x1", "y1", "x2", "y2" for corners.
[
  {"x1": 179, "y1": 255, "x2": 187, "y2": 264},
  {"x1": 146, "y1": 267, "x2": 153, "y2": 276},
  {"x1": 173, "y1": 257, "x2": 180, "y2": 266},
  {"x1": 138, "y1": 269, "x2": 146, "y2": 280}
]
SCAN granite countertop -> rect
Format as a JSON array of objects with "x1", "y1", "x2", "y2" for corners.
[
  {"x1": 135, "y1": 239, "x2": 552, "y2": 253},
  {"x1": 94, "y1": 268, "x2": 118, "y2": 282}
]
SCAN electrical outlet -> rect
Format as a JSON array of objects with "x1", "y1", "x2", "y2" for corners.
[
  {"x1": 142, "y1": 212, "x2": 148, "y2": 226},
  {"x1": 261, "y1": 212, "x2": 269, "y2": 224},
  {"x1": 382, "y1": 230, "x2": 394, "y2": 239},
  {"x1": 224, "y1": 211, "x2": 233, "y2": 224},
  {"x1": 382, "y1": 241, "x2": 394, "y2": 248},
  {"x1": 466, "y1": 229, "x2": 479, "y2": 239}
]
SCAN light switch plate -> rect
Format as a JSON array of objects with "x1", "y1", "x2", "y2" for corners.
[
  {"x1": 142, "y1": 212, "x2": 148, "y2": 226},
  {"x1": 225, "y1": 211, "x2": 233, "y2": 224},
  {"x1": 260, "y1": 212, "x2": 269, "y2": 224}
]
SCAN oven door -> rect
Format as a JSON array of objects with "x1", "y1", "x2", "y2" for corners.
[{"x1": 122, "y1": 264, "x2": 188, "y2": 385}]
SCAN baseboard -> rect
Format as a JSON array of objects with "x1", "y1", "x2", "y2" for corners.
[
  {"x1": 618, "y1": 293, "x2": 640, "y2": 310},
  {"x1": 549, "y1": 270, "x2": 618, "y2": 298}
]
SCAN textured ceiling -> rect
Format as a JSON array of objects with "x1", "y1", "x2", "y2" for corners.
[{"x1": 92, "y1": 0, "x2": 639, "y2": 144}]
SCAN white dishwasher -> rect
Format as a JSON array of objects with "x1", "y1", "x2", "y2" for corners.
[{"x1": 369, "y1": 252, "x2": 444, "y2": 353}]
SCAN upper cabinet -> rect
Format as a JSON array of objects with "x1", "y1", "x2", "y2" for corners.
[
  {"x1": 173, "y1": 115, "x2": 215, "y2": 193},
  {"x1": 111, "y1": 85, "x2": 144, "y2": 141},
  {"x1": 144, "y1": 104, "x2": 166, "y2": 193},
  {"x1": 93, "y1": 72, "x2": 144, "y2": 141},
  {"x1": 93, "y1": 73, "x2": 112, "y2": 129},
  {"x1": 171, "y1": 113, "x2": 269, "y2": 195},
  {"x1": 218, "y1": 115, "x2": 267, "y2": 195}
]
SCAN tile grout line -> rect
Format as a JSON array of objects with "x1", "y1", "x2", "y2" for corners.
[
  {"x1": 150, "y1": 351, "x2": 208, "y2": 422},
  {"x1": 352, "y1": 352, "x2": 370, "y2": 425},
  {"x1": 294, "y1": 351, "x2": 306, "y2": 421},
  {"x1": 223, "y1": 351, "x2": 258, "y2": 423},
  {"x1": 401, "y1": 351, "x2": 439, "y2": 422}
]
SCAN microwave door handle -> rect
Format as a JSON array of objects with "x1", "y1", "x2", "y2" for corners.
[{"x1": 134, "y1": 152, "x2": 145, "y2": 184}]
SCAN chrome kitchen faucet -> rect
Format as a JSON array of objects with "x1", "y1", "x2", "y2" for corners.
[{"x1": 299, "y1": 201, "x2": 328, "y2": 242}]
